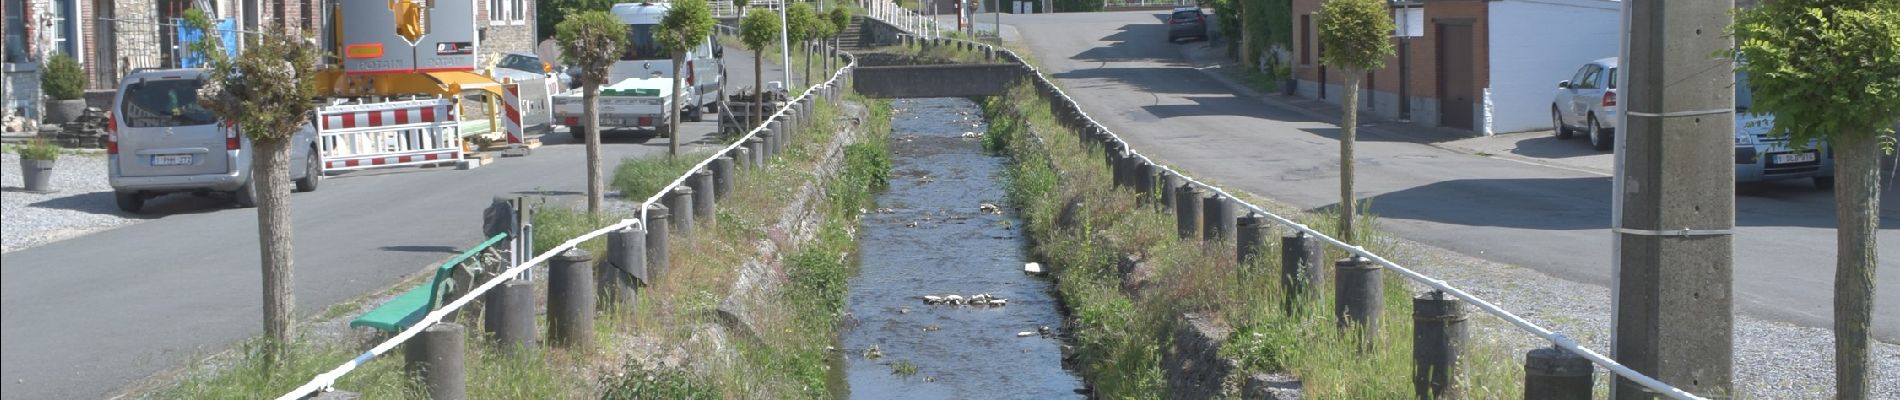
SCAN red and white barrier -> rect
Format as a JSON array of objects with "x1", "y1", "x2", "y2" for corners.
[
  {"x1": 502, "y1": 84, "x2": 525, "y2": 144},
  {"x1": 316, "y1": 99, "x2": 464, "y2": 173}
]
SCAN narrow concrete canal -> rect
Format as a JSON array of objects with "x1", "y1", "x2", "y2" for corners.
[{"x1": 840, "y1": 97, "x2": 1084, "y2": 398}]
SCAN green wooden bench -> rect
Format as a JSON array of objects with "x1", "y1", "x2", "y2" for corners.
[{"x1": 350, "y1": 232, "x2": 511, "y2": 333}]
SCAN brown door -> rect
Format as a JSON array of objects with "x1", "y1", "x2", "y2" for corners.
[{"x1": 1437, "y1": 23, "x2": 1475, "y2": 130}]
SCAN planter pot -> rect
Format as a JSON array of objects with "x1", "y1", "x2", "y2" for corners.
[
  {"x1": 20, "y1": 158, "x2": 55, "y2": 192},
  {"x1": 1283, "y1": 79, "x2": 1297, "y2": 96},
  {"x1": 44, "y1": 99, "x2": 87, "y2": 125}
]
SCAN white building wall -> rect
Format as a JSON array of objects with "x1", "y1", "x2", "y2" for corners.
[{"x1": 1486, "y1": 0, "x2": 1620, "y2": 133}]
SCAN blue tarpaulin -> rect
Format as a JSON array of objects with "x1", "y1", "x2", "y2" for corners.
[{"x1": 176, "y1": 18, "x2": 238, "y2": 68}]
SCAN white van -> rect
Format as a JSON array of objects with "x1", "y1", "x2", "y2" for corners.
[{"x1": 551, "y1": 1, "x2": 726, "y2": 137}]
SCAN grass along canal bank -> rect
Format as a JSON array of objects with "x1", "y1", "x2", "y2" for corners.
[
  {"x1": 144, "y1": 92, "x2": 893, "y2": 399},
  {"x1": 981, "y1": 82, "x2": 1528, "y2": 398}
]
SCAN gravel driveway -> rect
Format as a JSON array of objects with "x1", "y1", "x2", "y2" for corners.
[{"x1": 1, "y1": 151, "x2": 146, "y2": 252}]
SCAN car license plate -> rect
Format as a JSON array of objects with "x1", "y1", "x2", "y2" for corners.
[
  {"x1": 152, "y1": 154, "x2": 193, "y2": 166},
  {"x1": 1773, "y1": 152, "x2": 1818, "y2": 164}
]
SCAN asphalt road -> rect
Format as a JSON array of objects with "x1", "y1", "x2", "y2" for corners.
[
  {"x1": 1005, "y1": 11, "x2": 1898, "y2": 340},
  {"x1": 0, "y1": 48, "x2": 788, "y2": 400}
]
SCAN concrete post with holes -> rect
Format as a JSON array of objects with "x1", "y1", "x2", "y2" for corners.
[
  {"x1": 1334, "y1": 256, "x2": 1382, "y2": 340},
  {"x1": 711, "y1": 156, "x2": 736, "y2": 199},
  {"x1": 483, "y1": 278, "x2": 535, "y2": 352},
  {"x1": 1525, "y1": 346, "x2": 1594, "y2": 400},
  {"x1": 1175, "y1": 184, "x2": 1202, "y2": 240},
  {"x1": 548, "y1": 248, "x2": 595, "y2": 350},
  {"x1": 667, "y1": 186, "x2": 696, "y2": 240},
  {"x1": 1236, "y1": 213, "x2": 1268, "y2": 274},
  {"x1": 1413, "y1": 290, "x2": 1467, "y2": 399},
  {"x1": 1202, "y1": 195, "x2": 1234, "y2": 243},
  {"x1": 643, "y1": 206, "x2": 670, "y2": 284},
  {"x1": 404, "y1": 322, "x2": 466, "y2": 400},
  {"x1": 599, "y1": 227, "x2": 644, "y2": 311},
  {"x1": 1282, "y1": 232, "x2": 1323, "y2": 312},
  {"x1": 688, "y1": 169, "x2": 717, "y2": 227}
]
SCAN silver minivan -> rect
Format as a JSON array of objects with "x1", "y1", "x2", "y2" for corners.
[{"x1": 108, "y1": 68, "x2": 321, "y2": 213}]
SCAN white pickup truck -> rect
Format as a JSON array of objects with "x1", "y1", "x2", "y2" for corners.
[{"x1": 552, "y1": 1, "x2": 725, "y2": 139}]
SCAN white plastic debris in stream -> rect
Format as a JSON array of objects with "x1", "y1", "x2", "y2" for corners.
[{"x1": 1024, "y1": 262, "x2": 1046, "y2": 275}]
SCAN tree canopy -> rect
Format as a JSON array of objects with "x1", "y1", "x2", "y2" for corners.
[
  {"x1": 1735, "y1": 2, "x2": 1900, "y2": 146},
  {"x1": 1317, "y1": 0, "x2": 1394, "y2": 72},
  {"x1": 188, "y1": 15, "x2": 318, "y2": 142},
  {"x1": 658, "y1": 0, "x2": 717, "y2": 57},
  {"x1": 739, "y1": 8, "x2": 782, "y2": 52},
  {"x1": 539, "y1": 0, "x2": 618, "y2": 41},
  {"x1": 829, "y1": 6, "x2": 853, "y2": 38},
  {"x1": 557, "y1": 11, "x2": 631, "y2": 87},
  {"x1": 787, "y1": 3, "x2": 820, "y2": 44}
]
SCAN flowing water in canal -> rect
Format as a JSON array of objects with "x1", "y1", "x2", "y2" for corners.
[{"x1": 840, "y1": 98, "x2": 1084, "y2": 398}]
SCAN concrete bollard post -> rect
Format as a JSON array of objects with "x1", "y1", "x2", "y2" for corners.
[
  {"x1": 666, "y1": 186, "x2": 696, "y2": 240},
  {"x1": 688, "y1": 169, "x2": 717, "y2": 227},
  {"x1": 1236, "y1": 213, "x2": 1269, "y2": 272},
  {"x1": 1109, "y1": 149, "x2": 1129, "y2": 189},
  {"x1": 599, "y1": 227, "x2": 644, "y2": 310},
  {"x1": 1102, "y1": 141, "x2": 1120, "y2": 172},
  {"x1": 1175, "y1": 184, "x2": 1203, "y2": 240},
  {"x1": 404, "y1": 322, "x2": 467, "y2": 400},
  {"x1": 1134, "y1": 163, "x2": 1157, "y2": 204},
  {"x1": 733, "y1": 147, "x2": 752, "y2": 170},
  {"x1": 643, "y1": 205, "x2": 670, "y2": 284},
  {"x1": 1524, "y1": 346, "x2": 1594, "y2": 400},
  {"x1": 1161, "y1": 172, "x2": 1183, "y2": 211},
  {"x1": 1202, "y1": 195, "x2": 1235, "y2": 243},
  {"x1": 767, "y1": 120, "x2": 785, "y2": 157},
  {"x1": 548, "y1": 248, "x2": 596, "y2": 350},
  {"x1": 1281, "y1": 232, "x2": 1324, "y2": 312},
  {"x1": 482, "y1": 279, "x2": 536, "y2": 352},
  {"x1": 1413, "y1": 290, "x2": 1468, "y2": 400},
  {"x1": 744, "y1": 137, "x2": 767, "y2": 168},
  {"x1": 711, "y1": 156, "x2": 736, "y2": 200},
  {"x1": 1334, "y1": 256, "x2": 1383, "y2": 338}
]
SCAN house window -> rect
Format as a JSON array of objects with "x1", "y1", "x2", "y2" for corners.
[
  {"x1": 490, "y1": 0, "x2": 526, "y2": 24},
  {"x1": 5, "y1": 0, "x2": 27, "y2": 62},
  {"x1": 1300, "y1": 14, "x2": 1312, "y2": 65},
  {"x1": 51, "y1": 0, "x2": 78, "y2": 57}
]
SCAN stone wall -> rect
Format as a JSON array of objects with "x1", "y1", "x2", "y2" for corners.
[
  {"x1": 477, "y1": 0, "x2": 537, "y2": 69},
  {"x1": 3, "y1": 62, "x2": 42, "y2": 128}
]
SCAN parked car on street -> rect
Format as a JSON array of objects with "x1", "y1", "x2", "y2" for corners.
[
  {"x1": 1167, "y1": 6, "x2": 1207, "y2": 43},
  {"x1": 108, "y1": 68, "x2": 321, "y2": 213},
  {"x1": 1552, "y1": 57, "x2": 1833, "y2": 188},
  {"x1": 491, "y1": 52, "x2": 571, "y2": 89}
]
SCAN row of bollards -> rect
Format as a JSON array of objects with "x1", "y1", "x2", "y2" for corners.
[
  {"x1": 1017, "y1": 59, "x2": 1599, "y2": 399},
  {"x1": 396, "y1": 60, "x2": 855, "y2": 399}
]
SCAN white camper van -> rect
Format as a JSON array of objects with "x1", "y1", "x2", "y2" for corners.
[{"x1": 552, "y1": 1, "x2": 726, "y2": 138}]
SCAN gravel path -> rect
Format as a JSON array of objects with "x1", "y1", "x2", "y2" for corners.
[{"x1": 1, "y1": 151, "x2": 146, "y2": 253}]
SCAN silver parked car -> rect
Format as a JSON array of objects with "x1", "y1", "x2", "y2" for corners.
[
  {"x1": 1551, "y1": 57, "x2": 1618, "y2": 151},
  {"x1": 1167, "y1": 7, "x2": 1208, "y2": 43},
  {"x1": 108, "y1": 68, "x2": 321, "y2": 213},
  {"x1": 1551, "y1": 58, "x2": 1832, "y2": 188}
]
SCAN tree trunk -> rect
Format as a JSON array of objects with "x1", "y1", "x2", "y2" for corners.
[
  {"x1": 253, "y1": 137, "x2": 295, "y2": 363},
  {"x1": 1834, "y1": 133, "x2": 1881, "y2": 400},
  {"x1": 1338, "y1": 72, "x2": 1359, "y2": 244},
  {"x1": 804, "y1": 41, "x2": 813, "y2": 88},
  {"x1": 670, "y1": 55, "x2": 684, "y2": 157},
  {"x1": 754, "y1": 54, "x2": 765, "y2": 128},
  {"x1": 584, "y1": 81, "x2": 603, "y2": 216}
]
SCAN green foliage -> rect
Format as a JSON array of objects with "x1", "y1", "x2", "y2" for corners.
[
  {"x1": 786, "y1": 3, "x2": 820, "y2": 44},
  {"x1": 557, "y1": 11, "x2": 631, "y2": 87},
  {"x1": 39, "y1": 53, "x2": 85, "y2": 100},
  {"x1": 1053, "y1": 0, "x2": 1103, "y2": 12},
  {"x1": 528, "y1": 204, "x2": 624, "y2": 257},
  {"x1": 1317, "y1": 0, "x2": 1394, "y2": 72},
  {"x1": 739, "y1": 9, "x2": 782, "y2": 52},
  {"x1": 538, "y1": 0, "x2": 618, "y2": 41},
  {"x1": 601, "y1": 363, "x2": 718, "y2": 400},
  {"x1": 1734, "y1": 1, "x2": 1900, "y2": 146},
  {"x1": 17, "y1": 139, "x2": 60, "y2": 160},
  {"x1": 192, "y1": 23, "x2": 319, "y2": 142},
  {"x1": 829, "y1": 7, "x2": 853, "y2": 39},
  {"x1": 658, "y1": 0, "x2": 717, "y2": 58},
  {"x1": 612, "y1": 150, "x2": 714, "y2": 202}
]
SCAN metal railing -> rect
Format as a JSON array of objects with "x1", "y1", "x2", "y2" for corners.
[
  {"x1": 860, "y1": 0, "x2": 942, "y2": 40},
  {"x1": 871, "y1": 24, "x2": 1708, "y2": 400},
  {"x1": 276, "y1": 40, "x2": 859, "y2": 400}
]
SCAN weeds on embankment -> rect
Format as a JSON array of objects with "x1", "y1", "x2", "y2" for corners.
[
  {"x1": 982, "y1": 82, "x2": 1525, "y2": 398},
  {"x1": 152, "y1": 93, "x2": 892, "y2": 399}
]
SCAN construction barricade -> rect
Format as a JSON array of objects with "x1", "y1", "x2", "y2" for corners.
[{"x1": 317, "y1": 99, "x2": 464, "y2": 173}]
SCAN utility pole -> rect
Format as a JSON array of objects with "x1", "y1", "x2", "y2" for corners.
[{"x1": 1611, "y1": 1, "x2": 1734, "y2": 399}]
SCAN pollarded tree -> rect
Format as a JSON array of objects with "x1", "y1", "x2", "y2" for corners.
[
  {"x1": 1735, "y1": 3, "x2": 1900, "y2": 398},
  {"x1": 558, "y1": 11, "x2": 630, "y2": 216},
  {"x1": 1316, "y1": 0, "x2": 1393, "y2": 246},
  {"x1": 740, "y1": 10, "x2": 782, "y2": 128},
  {"x1": 829, "y1": 6, "x2": 853, "y2": 72},
  {"x1": 658, "y1": 0, "x2": 716, "y2": 157},
  {"x1": 186, "y1": 13, "x2": 320, "y2": 362},
  {"x1": 787, "y1": 2, "x2": 819, "y2": 86}
]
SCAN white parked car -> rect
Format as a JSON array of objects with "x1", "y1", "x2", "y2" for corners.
[{"x1": 1551, "y1": 57, "x2": 1618, "y2": 151}]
